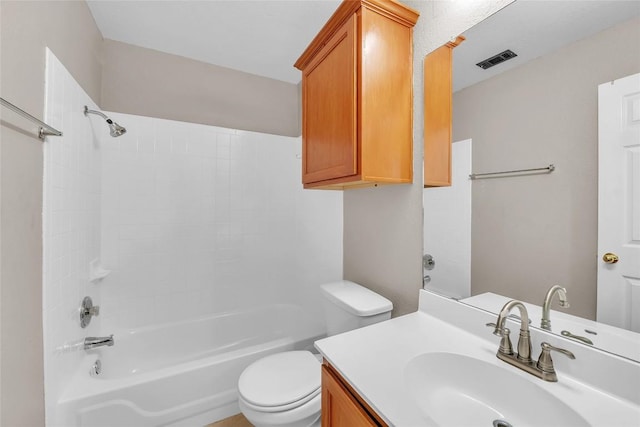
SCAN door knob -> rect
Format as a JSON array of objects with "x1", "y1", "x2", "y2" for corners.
[{"x1": 602, "y1": 253, "x2": 619, "y2": 264}]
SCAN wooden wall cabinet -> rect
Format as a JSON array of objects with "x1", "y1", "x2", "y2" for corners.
[
  {"x1": 295, "y1": 0, "x2": 419, "y2": 190},
  {"x1": 321, "y1": 362, "x2": 387, "y2": 427},
  {"x1": 423, "y1": 36, "x2": 464, "y2": 187}
]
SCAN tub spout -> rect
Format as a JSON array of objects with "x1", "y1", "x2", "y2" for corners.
[{"x1": 84, "y1": 335, "x2": 114, "y2": 350}]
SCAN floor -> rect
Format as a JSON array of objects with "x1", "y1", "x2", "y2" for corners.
[{"x1": 206, "y1": 413, "x2": 253, "y2": 427}]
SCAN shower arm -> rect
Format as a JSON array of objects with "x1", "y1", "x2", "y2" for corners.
[
  {"x1": 84, "y1": 106, "x2": 110, "y2": 121},
  {"x1": 83, "y1": 105, "x2": 127, "y2": 137}
]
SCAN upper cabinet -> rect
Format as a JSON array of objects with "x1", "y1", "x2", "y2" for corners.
[
  {"x1": 295, "y1": 0, "x2": 419, "y2": 190},
  {"x1": 423, "y1": 36, "x2": 464, "y2": 187}
]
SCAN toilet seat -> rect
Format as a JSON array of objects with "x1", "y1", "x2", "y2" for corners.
[
  {"x1": 240, "y1": 387, "x2": 320, "y2": 413},
  {"x1": 238, "y1": 351, "x2": 321, "y2": 412}
]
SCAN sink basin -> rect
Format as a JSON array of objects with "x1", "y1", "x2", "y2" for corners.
[{"x1": 405, "y1": 352, "x2": 589, "y2": 427}]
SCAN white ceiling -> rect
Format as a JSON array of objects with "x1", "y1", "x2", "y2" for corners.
[
  {"x1": 453, "y1": 0, "x2": 640, "y2": 92},
  {"x1": 87, "y1": 0, "x2": 341, "y2": 84},
  {"x1": 87, "y1": 1, "x2": 639, "y2": 87}
]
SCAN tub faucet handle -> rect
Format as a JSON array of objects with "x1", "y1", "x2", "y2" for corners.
[{"x1": 80, "y1": 296, "x2": 100, "y2": 328}]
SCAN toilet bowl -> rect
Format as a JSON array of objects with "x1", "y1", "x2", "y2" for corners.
[
  {"x1": 237, "y1": 281, "x2": 392, "y2": 427},
  {"x1": 238, "y1": 351, "x2": 321, "y2": 427}
]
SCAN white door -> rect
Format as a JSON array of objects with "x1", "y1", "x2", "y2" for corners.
[{"x1": 597, "y1": 73, "x2": 640, "y2": 332}]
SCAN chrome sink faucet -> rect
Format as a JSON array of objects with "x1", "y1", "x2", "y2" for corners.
[
  {"x1": 541, "y1": 285, "x2": 569, "y2": 330},
  {"x1": 487, "y1": 300, "x2": 575, "y2": 382},
  {"x1": 84, "y1": 335, "x2": 114, "y2": 350}
]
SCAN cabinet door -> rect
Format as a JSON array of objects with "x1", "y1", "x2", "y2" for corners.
[
  {"x1": 302, "y1": 14, "x2": 358, "y2": 185},
  {"x1": 321, "y1": 365, "x2": 378, "y2": 427},
  {"x1": 424, "y1": 36, "x2": 464, "y2": 187}
]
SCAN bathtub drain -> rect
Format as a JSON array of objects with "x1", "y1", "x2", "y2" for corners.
[{"x1": 493, "y1": 420, "x2": 513, "y2": 427}]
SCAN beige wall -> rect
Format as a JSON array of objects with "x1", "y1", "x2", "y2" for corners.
[
  {"x1": 453, "y1": 17, "x2": 640, "y2": 320},
  {"x1": 0, "y1": 0, "x2": 520, "y2": 423},
  {"x1": 0, "y1": 1, "x2": 103, "y2": 425},
  {"x1": 344, "y1": 0, "x2": 513, "y2": 317},
  {"x1": 101, "y1": 40, "x2": 300, "y2": 137}
]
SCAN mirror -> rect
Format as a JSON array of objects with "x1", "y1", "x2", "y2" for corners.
[{"x1": 422, "y1": 0, "x2": 640, "y2": 361}]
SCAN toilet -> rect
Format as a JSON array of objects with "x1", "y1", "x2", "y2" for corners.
[{"x1": 237, "y1": 280, "x2": 393, "y2": 427}]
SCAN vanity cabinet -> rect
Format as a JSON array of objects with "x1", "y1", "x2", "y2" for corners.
[
  {"x1": 321, "y1": 362, "x2": 387, "y2": 427},
  {"x1": 423, "y1": 36, "x2": 464, "y2": 187},
  {"x1": 294, "y1": 0, "x2": 419, "y2": 190}
]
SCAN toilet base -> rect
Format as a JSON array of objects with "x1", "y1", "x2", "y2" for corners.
[{"x1": 238, "y1": 394, "x2": 320, "y2": 427}]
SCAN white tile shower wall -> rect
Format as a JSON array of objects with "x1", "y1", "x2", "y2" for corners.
[
  {"x1": 99, "y1": 113, "x2": 343, "y2": 333},
  {"x1": 43, "y1": 49, "x2": 104, "y2": 425}
]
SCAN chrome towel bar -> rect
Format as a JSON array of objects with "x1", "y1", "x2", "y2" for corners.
[
  {"x1": 469, "y1": 164, "x2": 555, "y2": 180},
  {"x1": 0, "y1": 97, "x2": 63, "y2": 140}
]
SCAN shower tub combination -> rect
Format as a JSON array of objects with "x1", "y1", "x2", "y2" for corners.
[{"x1": 57, "y1": 304, "x2": 323, "y2": 426}]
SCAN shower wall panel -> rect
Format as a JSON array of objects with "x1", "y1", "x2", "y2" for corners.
[
  {"x1": 98, "y1": 113, "x2": 343, "y2": 332},
  {"x1": 43, "y1": 49, "x2": 105, "y2": 424}
]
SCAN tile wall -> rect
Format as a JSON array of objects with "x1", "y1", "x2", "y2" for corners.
[
  {"x1": 97, "y1": 114, "x2": 343, "y2": 331},
  {"x1": 43, "y1": 49, "x2": 104, "y2": 423}
]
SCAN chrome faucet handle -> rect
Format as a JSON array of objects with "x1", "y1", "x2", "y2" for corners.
[
  {"x1": 80, "y1": 296, "x2": 100, "y2": 328},
  {"x1": 536, "y1": 342, "x2": 576, "y2": 382}
]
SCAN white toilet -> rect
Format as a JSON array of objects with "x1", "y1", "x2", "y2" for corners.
[{"x1": 237, "y1": 280, "x2": 393, "y2": 427}]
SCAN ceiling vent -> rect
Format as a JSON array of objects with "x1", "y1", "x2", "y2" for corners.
[{"x1": 476, "y1": 49, "x2": 518, "y2": 70}]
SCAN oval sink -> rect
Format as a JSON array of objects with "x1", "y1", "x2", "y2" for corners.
[{"x1": 405, "y1": 352, "x2": 589, "y2": 427}]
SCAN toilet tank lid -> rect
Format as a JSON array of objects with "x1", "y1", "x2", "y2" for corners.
[{"x1": 320, "y1": 280, "x2": 393, "y2": 316}]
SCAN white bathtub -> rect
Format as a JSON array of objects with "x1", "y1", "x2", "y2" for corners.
[{"x1": 57, "y1": 304, "x2": 323, "y2": 426}]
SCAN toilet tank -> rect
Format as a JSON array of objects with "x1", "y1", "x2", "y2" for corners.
[{"x1": 320, "y1": 281, "x2": 393, "y2": 336}]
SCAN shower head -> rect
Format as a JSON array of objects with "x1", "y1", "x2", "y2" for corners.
[
  {"x1": 84, "y1": 106, "x2": 127, "y2": 137},
  {"x1": 107, "y1": 120, "x2": 127, "y2": 138}
]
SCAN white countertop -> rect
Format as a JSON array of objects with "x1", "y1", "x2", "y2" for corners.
[{"x1": 314, "y1": 291, "x2": 640, "y2": 427}]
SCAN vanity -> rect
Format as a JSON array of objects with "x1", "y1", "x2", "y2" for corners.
[{"x1": 315, "y1": 291, "x2": 640, "y2": 426}]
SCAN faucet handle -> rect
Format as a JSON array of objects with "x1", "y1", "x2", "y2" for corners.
[
  {"x1": 540, "y1": 342, "x2": 575, "y2": 359},
  {"x1": 486, "y1": 322, "x2": 509, "y2": 337},
  {"x1": 486, "y1": 322, "x2": 504, "y2": 336},
  {"x1": 536, "y1": 342, "x2": 576, "y2": 380},
  {"x1": 80, "y1": 296, "x2": 100, "y2": 328},
  {"x1": 486, "y1": 323, "x2": 513, "y2": 355}
]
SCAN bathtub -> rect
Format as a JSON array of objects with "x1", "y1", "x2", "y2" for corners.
[{"x1": 57, "y1": 304, "x2": 324, "y2": 426}]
